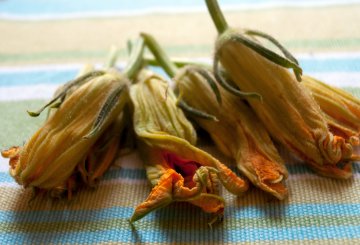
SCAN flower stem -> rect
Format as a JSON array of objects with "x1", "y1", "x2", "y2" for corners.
[
  {"x1": 140, "y1": 32, "x2": 178, "y2": 78},
  {"x1": 145, "y1": 57, "x2": 211, "y2": 70},
  {"x1": 123, "y1": 38, "x2": 145, "y2": 80},
  {"x1": 104, "y1": 45, "x2": 119, "y2": 69},
  {"x1": 205, "y1": 0, "x2": 228, "y2": 34}
]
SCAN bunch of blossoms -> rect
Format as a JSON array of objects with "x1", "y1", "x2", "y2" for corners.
[
  {"x1": 131, "y1": 23, "x2": 358, "y2": 221},
  {"x1": 2, "y1": 0, "x2": 360, "y2": 224},
  {"x1": 129, "y1": 69, "x2": 248, "y2": 224},
  {"x1": 140, "y1": 33, "x2": 288, "y2": 200}
]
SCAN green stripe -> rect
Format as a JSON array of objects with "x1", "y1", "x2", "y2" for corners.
[
  {"x1": 344, "y1": 87, "x2": 360, "y2": 97},
  {"x1": 2, "y1": 215, "x2": 360, "y2": 233},
  {"x1": 0, "y1": 50, "x2": 110, "y2": 63},
  {"x1": 0, "y1": 100, "x2": 46, "y2": 149},
  {"x1": 284, "y1": 38, "x2": 360, "y2": 49},
  {"x1": 1, "y1": 38, "x2": 360, "y2": 63},
  {"x1": 0, "y1": 46, "x2": 211, "y2": 63}
]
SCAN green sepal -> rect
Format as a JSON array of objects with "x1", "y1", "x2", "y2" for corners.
[
  {"x1": 177, "y1": 100, "x2": 219, "y2": 122},
  {"x1": 244, "y1": 29, "x2": 299, "y2": 65},
  {"x1": 214, "y1": 56, "x2": 263, "y2": 101},
  {"x1": 27, "y1": 71, "x2": 105, "y2": 117},
  {"x1": 189, "y1": 67, "x2": 222, "y2": 104},
  {"x1": 220, "y1": 29, "x2": 303, "y2": 81},
  {"x1": 84, "y1": 83, "x2": 127, "y2": 139}
]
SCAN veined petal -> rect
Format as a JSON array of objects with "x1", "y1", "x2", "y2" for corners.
[
  {"x1": 2, "y1": 72, "x2": 128, "y2": 196},
  {"x1": 303, "y1": 75, "x2": 360, "y2": 145},
  {"x1": 130, "y1": 70, "x2": 248, "y2": 221},
  {"x1": 175, "y1": 66, "x2": 288, "y2": 200},
  {"x1": 215, "y1": 29, "x2": 354, "y2": 179}
]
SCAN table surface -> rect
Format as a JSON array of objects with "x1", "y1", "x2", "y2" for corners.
[{"x1": 1, "y1": 1, "x2": 360, "y2": 244}]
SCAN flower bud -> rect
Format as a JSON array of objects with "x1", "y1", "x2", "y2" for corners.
[
  {"x1": 214, "y1": 28, "x2": 355, "y2": 179},
  {"x1": 175, "y1": 66, "x2": 288, "y2": 200},
  {"x1": 129, "y1": 70, "x2": 248, "y2": 222},
  {"x1": 1, "y1": 72, "x2": 128, "y2": 197}
]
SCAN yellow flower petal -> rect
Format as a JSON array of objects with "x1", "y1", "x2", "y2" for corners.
[
  {"x1": 175, "y1": 66, "x2": 288, "y2": 199},
  {"x1": 215, "y1": 29, "x2": 354, "y2": 179}
]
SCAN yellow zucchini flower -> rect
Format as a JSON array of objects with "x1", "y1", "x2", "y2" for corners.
[
  {"x1": 1, "y1": 71, "x2": 129, "y2": 198},
  {"x1": 205, "y1": 0, "x2": 357, "y2": 179},
  {"x1": 129, "y1": 70, "x2": 248, "y2": 223},
  {"x1": 175, "y1": 66, "x2": 288, "y2": 200}
]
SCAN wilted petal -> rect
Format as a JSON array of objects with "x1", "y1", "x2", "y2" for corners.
[
  {"x1": 303, "y1": 75, "x2": 360, "y2": 145},
  {"x1": 129, "y1": 70, "x2": 248, "y2": 221},
  {"x1": 1, "y1": 72, "x2": 128, "y2": 196},
  {"x1": 215, "y1": 29, "x2": 355, "y2": 179},
  {"x1": 175, "y1": 66, "x2": 288, "y2": 199}
]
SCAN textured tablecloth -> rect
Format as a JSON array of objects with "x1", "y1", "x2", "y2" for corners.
[{"x1": 1, "y1": 0, "x2": 360, "y2": 244}]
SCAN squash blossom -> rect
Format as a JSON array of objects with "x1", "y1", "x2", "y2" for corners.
[
  {"x1": 139, "y1": 32, "x2": 286, "y2": 199},
  {"x1": 129, "y1": 70, "x2": 248, "y2": 222},
  {"x1": 302, "y1": 75, "x2": 360, "y2": 146},
  {"x1": 175, "y1": 66, "x2": 288, "y2": 200},
  {"x1": 205, "y1": 0, "x2": 356, "y2": 179},
  {"x1": 1, "y1": 71, "x2": 129, "y2": 198}
]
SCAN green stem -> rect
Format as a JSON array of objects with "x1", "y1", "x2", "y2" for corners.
[
  {"x1": 123, "y1": 38, "x2": 145, "y2": 80},
  {"x1": 205, "y1": 0, "x2": 228, "y2": 34},
  {"x1": 126, "y1": 39, "x2": 133, "y2": 57},
  {"x1": 140, "y1": 32, "x2": 178, "y2": 78},
  {"x1": 104, "y1": 45, "x2": 119, "y2": 69},
  {"x1": 145, "y1": 57, "x2": 211, "y2": 69}
]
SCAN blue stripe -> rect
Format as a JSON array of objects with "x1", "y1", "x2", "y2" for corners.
[
  {"x1": 0, "y1": 69, "x2": 77, "y2": 87},
  {"x1": 0, "y1": 0, "x2": 236, "y2": 16},
  {"x1": 1, "y1": 203, "x2": 359, "y2": 224},
  {"x1": 0, "y1": 58, "x2": 359, "y2": 87},
  {"x1": 0, "y1": 207, "x2": 133, "y2": 224},
  {"x1": 1, "y1": 163, "x2": 359, "y2": 183},
  {"x1": 1, "y1": 225, "x2": 359, "y2": 243},
  {"x1": 1, "y1": 0, "x2": 355, "y2": 16},
  {"x1": 0, "y1": 0, "x2": 211, "y2": 15},
  {"x1": 0, "y1": 172, "x2": 12, "y2": 182},
  {"x1": 300, "y1": 57, "x2": 360, "y2": 73},
  {"x1": 0, "y1": 66, "x2": 167, "y2": 87}
]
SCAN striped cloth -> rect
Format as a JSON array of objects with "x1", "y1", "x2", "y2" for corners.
[{"x1": 1, "y1": 0, "x2": 360, "y2": 244}]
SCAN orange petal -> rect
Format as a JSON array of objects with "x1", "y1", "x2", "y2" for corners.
[
  {"x1": 1, "y1": 146, "x2": 21, "y2": 170},
  {"x1": 130, "y1": 169, "x2": 177, "y2": 222}
]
